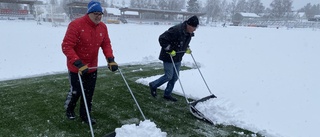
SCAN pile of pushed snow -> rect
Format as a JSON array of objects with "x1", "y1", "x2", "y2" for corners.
[
  {"x1": 115, "y1": 120, "x2": 167, "y2": 137},
  {"x1": 194, "y1": 98, "x2": 279, "y2": 137},
  {"x1": 194, "y1": 97, "x2": 243, "y2": 125}
]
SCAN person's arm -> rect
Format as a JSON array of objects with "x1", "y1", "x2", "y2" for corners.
[
  {"x1": 100, "y1": 25, "x2": 117, "y2": 72},
  {"x1": 62, "y1": 22, "x2": 81, "y2": 65},
  {"x1": 159, "y1": 28, "x2": 177, "y2": 52},
  {"x1": 100, "y1": 25, "x2": 114, "y2": 59}
]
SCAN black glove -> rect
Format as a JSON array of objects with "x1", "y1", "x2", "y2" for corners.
[
  {"x1": 73, "y1": 60, "x2": 88, "y2": 75},
  {"x1": 107, "y1": 58, "x2": 118, "y2": 72}
]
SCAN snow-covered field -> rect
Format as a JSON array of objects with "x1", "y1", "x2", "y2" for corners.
[{"x1": 1, "y1": 20, "x2": 319, "y2": 137}]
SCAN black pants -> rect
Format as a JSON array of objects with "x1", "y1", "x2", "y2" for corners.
[{"x1": 64, "y1": 71, "x2": 97, "y2": 119}]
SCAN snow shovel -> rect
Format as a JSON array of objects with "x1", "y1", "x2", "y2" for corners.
[
  {"x1": 91, "y1": 66, "x2": 147, "y2": 119},
  {"x1": 118, "y1": 67, "x2": 146, "y2": 120},
  {"x1": 169, "y1": 52, "x2": 216, "y2": 125},
  {"x1": 78, "y1": 72, "x2": 95, "y2": 137},
  {"x1": 188, "y1": 53, "x2": 217, "y2": 102},
  {"x1": 103, "y1": 67, "x2": 147, "y2": 137}
]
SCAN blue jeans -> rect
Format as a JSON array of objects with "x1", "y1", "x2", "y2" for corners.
[{"x1": 150, "y1": 61, "x2": 181, "y2": 96}]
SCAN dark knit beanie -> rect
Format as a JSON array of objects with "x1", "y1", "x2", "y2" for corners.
[
  {"x1": 186, "y1": 15, "x2": 199, "y2": 27},
  {"x1": 87, "y1": 0, "x2": 103, "y2": 14}
]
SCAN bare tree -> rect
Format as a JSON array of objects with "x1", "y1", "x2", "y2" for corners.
[
  {"x1": 235, "y1": 0, "x2": 247, "y2": 12},
  {"x1": 220, "y1": 0, "x2": 230, "y2": 21},
  {"x1": 130, "y1": 0, "x2": 146, "y2": 8},
  {"x1": 229, "y1": 0, "x2": 238, "y2": 16},
  {"x1": 49, "y1": 0, "x2": 58, "y2": 5},
  {"x1": 247, "y1": 0, "x2": 264, "y2": 14},
  {"x1": 205, "y1": 0, "x2": 221, "y2": 23}
]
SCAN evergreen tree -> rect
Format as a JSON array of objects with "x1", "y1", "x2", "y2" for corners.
[
  {"x1": 157, "y1": 0, "x2": 185, "y2": 11},
  {"x1": 187, "y1": 0, "x2": 200, "y2": 12},
  {"x1": 270, "y1": 0, "x2": 292, "y2": 19},
  {"x1": 299, "y1": 3, "x2": 320, "y2": 19}
]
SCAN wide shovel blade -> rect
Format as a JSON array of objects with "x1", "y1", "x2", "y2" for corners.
[
  {"x1": 190, "y1": 94, "x2": 216, "y2": 107},
  {"x1": 189, "y1": 94, "x2": 217, "y2": 125}
]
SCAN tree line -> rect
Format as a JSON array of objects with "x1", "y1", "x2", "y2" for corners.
[
  {"x1": 1, "y1": 0, "x2": 319, "y2": 21},
  {"x1": 49, "y1": 0, "x2": 320, "y2": 22}
]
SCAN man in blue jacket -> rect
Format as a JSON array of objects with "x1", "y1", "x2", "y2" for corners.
[{"x1": 149, "y1": 15, "x2": 199, "y2": 102}]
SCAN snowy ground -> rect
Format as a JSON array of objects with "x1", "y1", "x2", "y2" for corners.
[{"x1": 0, "y1": 20, "x2": 319, "y2": 137}]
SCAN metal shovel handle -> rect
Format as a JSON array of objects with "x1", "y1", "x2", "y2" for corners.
[
  {"x1": 169, "y1": 55, "x2": 191, "y2": 104},
  {"x1": 118, "y1": 68, "x2": 146, "y2": 120},
  {"x1": 87, "y1": 66, "x2": 147, "y2": 120},
  {"x1": 190, "y1": 53, "x2": 216, "y2": 97},
  {"x1": 78, "y1": 73, "x2": 95, "y2": 137}
]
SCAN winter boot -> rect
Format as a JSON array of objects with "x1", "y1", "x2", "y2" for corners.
[
  {"x1": 149, "y1": 83, "x2": 157, "y2": 97},
  {"x1": 81, "y1": 116, "x2": 96, "y2": 125},
  {"x1": 163, "y1": 95, "x2": 177, "y2": 102},
  {"x1": 66, "y1": 110, "x2": 76, "y2": 120}
]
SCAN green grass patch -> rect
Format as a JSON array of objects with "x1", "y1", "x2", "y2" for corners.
[{"x1": 0, "y1": 63, "x2": 263, "y2": 137}]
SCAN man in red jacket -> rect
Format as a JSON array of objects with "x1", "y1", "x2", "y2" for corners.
[{"x1": 62, "y1": 0, "x2": 118, "y2": 125}]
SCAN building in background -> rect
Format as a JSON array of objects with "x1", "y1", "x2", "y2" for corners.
[{"x1": 0, "y1": 0, "x2": 43, "y2": 20}]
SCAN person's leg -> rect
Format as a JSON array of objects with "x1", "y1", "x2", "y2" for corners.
[
  {"x1": 149, "y1": 62, "x2": 174, "y2": 97},
  {"x1": 64, "y1": 71, "x2": 82, "y2": 120},
  {"x1": 79, "y1": 71, "x2": 97, "y2": 124},
  {"x1": 163, "y1": 62, "x2": 181, "y2": 102},
  {"x1": 150, "y1": 62, "x2": 175, "y2": 88}
]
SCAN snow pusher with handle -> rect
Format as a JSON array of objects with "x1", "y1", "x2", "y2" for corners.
[
  {"x1": 169, "y1": 52, "x2": 217, "y2": 125},
  {"x1": 103, "y1": 67, "x2": 147, "y2": 137},
  {"x1": 78, "y1": 72, "x2": 95, "y2": 137}
]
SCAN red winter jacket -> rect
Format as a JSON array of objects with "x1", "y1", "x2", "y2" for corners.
[{"x1": 62, "y1": 14, "x2": 114, "y2": 73}]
